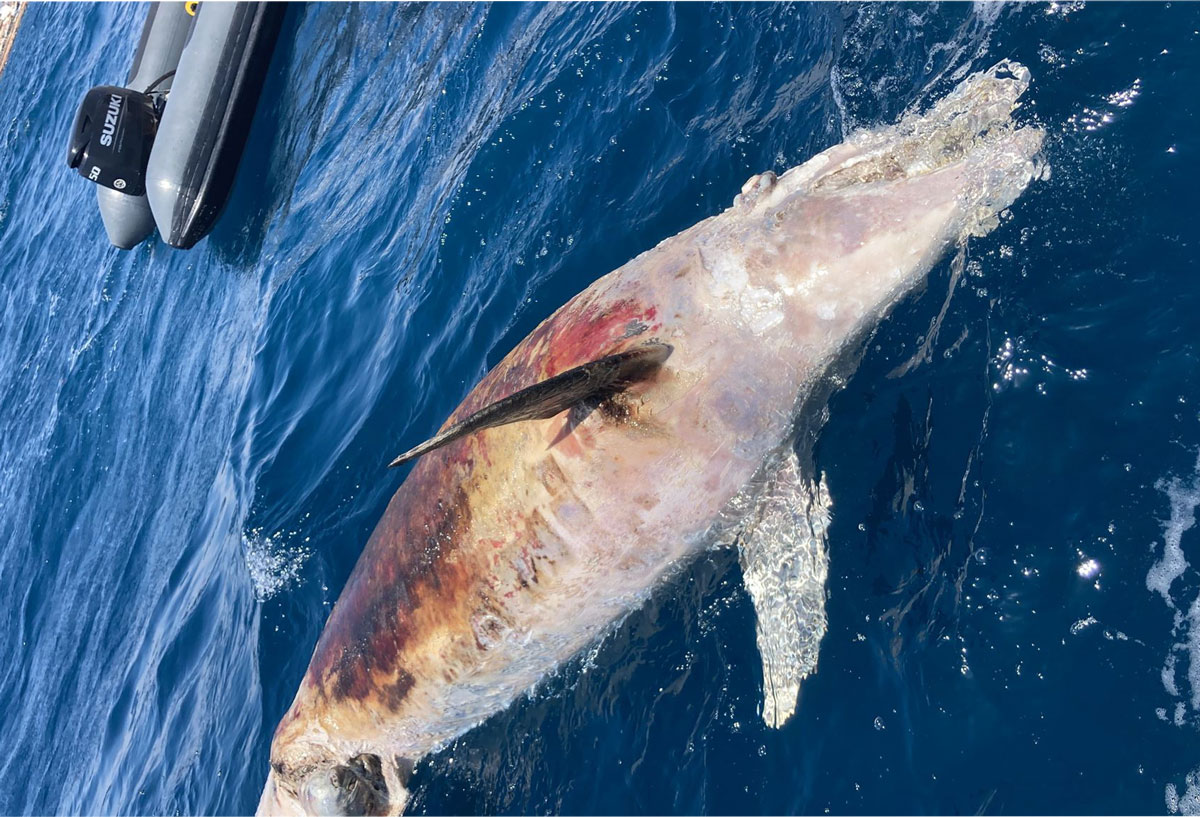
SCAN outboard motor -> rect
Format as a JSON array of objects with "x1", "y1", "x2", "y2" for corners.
[{"x1": 66, "y1": 85, "x2": 159, "y2": 197}]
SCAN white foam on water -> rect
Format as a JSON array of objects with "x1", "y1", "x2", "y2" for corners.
[
  {"x1": 1190, "y1": 595, "x2": 1200, "y2": 711},
  {"x1": 1147, "y1": 453, "x2": 1200, "y2": 606},
  {"x1": 1148, "y1": 455, "x2": 1200, "y2": 809},
  {"x1": 1070, "y1": 615, "x2": 1098, "y2": 635},
  {"x1": 243, "y1": 527, "x2": 313, "y2": 602},
  {"x1": 1167, "y1": 767, "x2": 1200, "y2": 816},
  {"x1": 1164, "y1": 653, "x2": 1180, "y2": 697}
]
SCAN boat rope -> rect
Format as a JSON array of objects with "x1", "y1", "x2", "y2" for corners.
[{"x1": 143, "y1": 69, "x2": 176, "y2": 95}]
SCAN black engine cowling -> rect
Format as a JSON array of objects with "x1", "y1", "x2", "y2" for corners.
[{"x1": 66, "y1": 85, "x2": 159, "y2": 197}]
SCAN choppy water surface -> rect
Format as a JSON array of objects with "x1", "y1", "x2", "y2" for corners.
[{"x1": 1, "y1": 3, "x2": 1198, "y2": 814}]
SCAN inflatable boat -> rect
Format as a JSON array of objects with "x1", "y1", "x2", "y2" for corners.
[
  {"x1": 0, "y1": 2, "x2": 29, "y2": 80},
  {"x1": 66, "y1": 2, "x2": 284, "y2": 249}
]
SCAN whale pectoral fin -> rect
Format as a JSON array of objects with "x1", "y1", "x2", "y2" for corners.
[
  {"x1": 388, "y1": 342, "x2": 672, "y2": 467},
  {"x1": 737, "y1": 446, "x2": 832, "y2": 728}
]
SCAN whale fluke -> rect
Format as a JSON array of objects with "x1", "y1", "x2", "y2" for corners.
[{"x1": 388, "y1": 342, "x2": 673, "y2": 467}]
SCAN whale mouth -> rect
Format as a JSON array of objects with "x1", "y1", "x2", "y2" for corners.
[
  {"x1": 810, "y1": 60, "x2": 1042, "y2": 191},
  {"x1": 762, "y1": 59, "x2": 1047, "y2": 245}
]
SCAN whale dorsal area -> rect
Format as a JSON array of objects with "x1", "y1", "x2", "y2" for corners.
[{"x1": 387, "y1": 342, "x2": 673, "y2": 468}]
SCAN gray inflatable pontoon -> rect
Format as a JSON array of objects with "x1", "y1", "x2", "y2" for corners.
[{"x1": 67, "y1": 2, "x2": 284, "y2": 249}]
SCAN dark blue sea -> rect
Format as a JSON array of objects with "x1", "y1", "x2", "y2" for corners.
[{"x1": 2, "y1": 2, "x2": 1199, "y2": 814}]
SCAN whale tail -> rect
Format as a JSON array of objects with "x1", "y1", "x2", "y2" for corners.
[{"x1": 257, "y1": 754, "x2": 412, "y2": 816}]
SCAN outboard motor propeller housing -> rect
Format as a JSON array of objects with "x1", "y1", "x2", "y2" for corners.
[{"x1": 66, "y1": 85, "x2": 159, "y2": 197}]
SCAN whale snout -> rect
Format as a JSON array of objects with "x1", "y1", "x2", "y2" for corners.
[{"x1": 814, "y1": 60, "x2": 1040, "y2": 188}]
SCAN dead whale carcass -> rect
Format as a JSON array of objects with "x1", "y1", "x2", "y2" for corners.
[{"x1": 259, "y1": 61, "x2": 1045, "y2": 816}]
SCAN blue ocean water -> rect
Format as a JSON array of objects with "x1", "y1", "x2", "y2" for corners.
[{"x1": 1, "y1": 2, "x2": 1199, "y2": 814}]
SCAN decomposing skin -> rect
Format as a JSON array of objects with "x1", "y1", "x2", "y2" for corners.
[{"x1": 259, "y1": 62, "x2": 1046, "y2": 815}]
